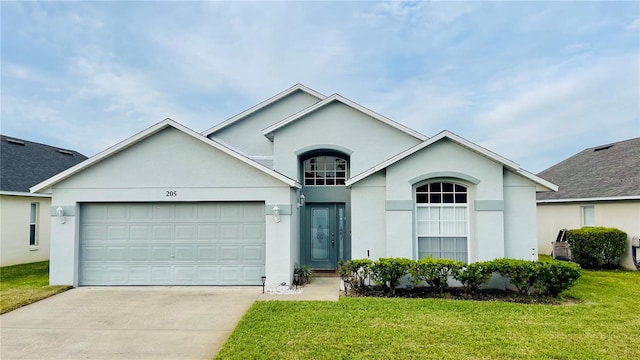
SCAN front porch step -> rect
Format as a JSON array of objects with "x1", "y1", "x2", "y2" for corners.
[{"x1": 313, "y1": 269, "x2": 340, "y2": 277}]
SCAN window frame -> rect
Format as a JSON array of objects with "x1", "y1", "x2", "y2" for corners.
[
  {"x1": 303, "y1": 155, "x2": 348, "y2": 186},
  {"x1": 415, "y1": 181, "x2": 470, "y2": 263},
  {"x1": 581, "y1": 205, "x2": 595, "y2": 227},
  {"x1": 30, "y1": 202, "x2": 39, "y2": 247}
]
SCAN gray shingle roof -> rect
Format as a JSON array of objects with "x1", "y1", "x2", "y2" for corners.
[
  {"x1": 537, "y1": 137, "x2": 640, "y2": 201},
  {"x1": 1, "y1": 135, "x2": 88, "y2": 193}
]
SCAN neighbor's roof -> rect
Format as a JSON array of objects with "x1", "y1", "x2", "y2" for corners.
[
  {"x1": 1, "y1": 135, "x2": 87, "y2": 195},
  {"x1": 537, "y1": 137, "x2": 640, "y2": 202},
  {"x1": 261, "y1": 93, "x2": 428, "y2": 142},
  {"x1": 31, "y1": 119, "x2": 301, "y2": 193},
  {"x1": 346, "y1": 130, "x2": 558, "y2": 192},
  {"x1": 202, "y1": 83, "x2": 326, "y2": 136}
]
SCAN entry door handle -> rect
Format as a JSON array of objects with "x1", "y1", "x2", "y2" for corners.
[{"x1": 331, "y1": 233, "x2": 335, "y2": 248}]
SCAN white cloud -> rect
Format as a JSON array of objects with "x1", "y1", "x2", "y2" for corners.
[{"x1": 626, "y1": 17, "x2": 640, "y2": 30}]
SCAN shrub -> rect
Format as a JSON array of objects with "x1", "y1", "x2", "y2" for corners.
[
  {"x1": 454, "y1": 261, "x2": 493, "y2": 294},
  {"x1": 410, "y1": 257, "x2": 463, "y2": 294},
  {"x1": 567, "y1": 227, "x2": 627, "y2": 269},
  {"x1": 338, "y1": 259, "x2": 372, "y2": 292},
  {"x1": 293, "y1": 264, "x2": 313, "y2": 285},
  {"x1": 491, "y1": 258, "x2": 540, "y2": 295},
  {"x1": 370, "y1": 258, "x2": 414, "y2": 294},
  {"x1": 536, "y1": 260, "x2": 582, "y2": 297}
]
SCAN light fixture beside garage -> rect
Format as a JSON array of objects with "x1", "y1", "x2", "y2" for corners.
[
  {"x1": 56, "y1": 206, "x2": 66, "y2": 224},
  {"x1": 297, "y1": 192, "x2": 305, "y2": 208},
  {"x1": 272, "y1": 205, "x2": 281, "y2": 223}
]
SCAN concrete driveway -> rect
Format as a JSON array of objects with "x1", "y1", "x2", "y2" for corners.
[{"x1": 0, "y1": 286, "x2": 260, "y2": 360}]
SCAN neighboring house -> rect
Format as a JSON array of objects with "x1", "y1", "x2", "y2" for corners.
[
  {"x1": 0, "y1": 136, "x2": 87, "y2": 266},
  {"x1": 31, "y1": 84, "x2": 556, "y2": 287},
  {"x1": 536, "y1": 137, "x2": 640, "y2": 270}
]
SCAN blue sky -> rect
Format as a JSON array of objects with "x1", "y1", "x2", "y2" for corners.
[{"x1": 2, "y1": 1, "x2": 638, "y2": 173}]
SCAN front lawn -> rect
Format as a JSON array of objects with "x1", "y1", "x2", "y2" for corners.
[
  {"x1": 0, "y1": 261, "x2": 71, "y2": 314},
  {"x1": 215, "y1": 270, "x2": 640, "y2": 359}
]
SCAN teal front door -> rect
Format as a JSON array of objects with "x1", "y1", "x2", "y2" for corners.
[{"x1": 305, "y1": 203, "x2": 345, "y2": 269}]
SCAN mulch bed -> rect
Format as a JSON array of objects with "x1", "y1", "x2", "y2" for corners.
[{"x1": 342, "y1": 286, "x2": 580, "y2": 305}]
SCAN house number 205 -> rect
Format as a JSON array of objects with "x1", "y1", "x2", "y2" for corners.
[{"x1": 166, "y1": 191, "x2": 177, "y2": 197}]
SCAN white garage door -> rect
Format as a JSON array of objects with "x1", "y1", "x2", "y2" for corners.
[{"x1": 79, "y1": 202, "x2": 265, "y2": 285}]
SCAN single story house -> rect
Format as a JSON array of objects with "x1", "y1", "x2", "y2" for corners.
[
  {"x1": 1, "y1": 135, "x2": 87, "y2": 266},
  {"x1": 537, "y1": 137, "x2": 640, "y2": 270},
  {"x1": 32, "y1": 84, "x2": 557, "y2": 287}
]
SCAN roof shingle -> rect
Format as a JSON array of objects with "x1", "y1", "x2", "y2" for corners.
[
  {"x1": 1, "y1": 135, "x2": 87, "y2": 193},
  {"x1": 537, "y1": 137, "x2": 640, "y2": 201}
]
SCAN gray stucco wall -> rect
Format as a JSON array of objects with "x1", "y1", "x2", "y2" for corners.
[
  {"x1": 271, "y1": 101, "x2": 422, "y2": 180},
  {"x1": 210, "y1": 90, "x2": 320, "y2": 157}
]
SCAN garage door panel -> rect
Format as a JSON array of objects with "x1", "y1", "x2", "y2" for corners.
[
  {"x1": 80, "y1": 202, "x2": 265, "y2": 285},
  {"x1": 152, "y1": 205, "x2": 173, "y2": 220},
  {"x1": 107, "y1": 205, "x2": 128, "y2": 220},
  {"x1": 129, "y1": 247, "x2": 150, "y2": 261},
  {"x1": 197, "y1": 246, "x2": 217, "y2": 260},
  {"x1": 129, "y1": 267, "x2": 151, "y2": 282},
  {"x1": 175, "y1": 225, "x2": 196, "y2": 240},
  {"x1": 197, "y1": 225, "x2": 218, "y2": 240},
  {"x1": 130, "y1": 225, "x2": 150, "y2": 240},
  {"x1": 152, "y1": 225, "x2": 173, "y2": 240},
  {"x1": 174, "y1": 246, "x2": 196, "y2": 260},
  {"x1": 221, "y1": 224, "x2": 241, "y2": 240}
]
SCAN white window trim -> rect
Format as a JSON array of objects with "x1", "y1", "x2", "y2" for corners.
[
  {"x1": 581, "y1": 205, "x2": 595, "y2": 227},
  {"x1": 30, "y1": 202, "x2": 39, "y2": 247},
  {"x1": 414, "y1": 182, "x2": 470, "y2": 262}
]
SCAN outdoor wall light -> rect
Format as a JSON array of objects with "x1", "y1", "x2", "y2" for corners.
[
  {"x1": 297, "y1": 193, "x2": 305, "y2": 208},
  {"x1": 272, "y1": 205, "x2": 281, "y2": 223},
  {"x1": 261, "y1": 276, "x2": 267, "y2": 293},
  {"x1": 56, "y1": 206, "x2": 66, "y2": 224}
]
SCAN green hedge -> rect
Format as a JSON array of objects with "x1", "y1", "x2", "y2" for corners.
[
  {"x1": 567, "y1": 227, "x2": 627, "y2": 269},
  {"x1": 340, "y1": 257, "x2": 582, "y2": 297}
]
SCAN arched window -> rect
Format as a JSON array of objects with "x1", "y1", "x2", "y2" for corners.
[
  {"x1": 303, "y1": 156, "x2": 347, "y2": 186},
  {"x1": 415, "y1": 182, "x2": 468, "y2": 262}
]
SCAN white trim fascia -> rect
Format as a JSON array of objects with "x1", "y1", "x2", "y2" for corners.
[
  {"x1": 515, "y1": 169, "x2": 558, "y2": 192},
  {"x1": 537, "y1": 195, "x2": 640, "y2": 204},
  {"x1": 261, "y1": 94, "x2": 428, "y2": 142},
  {"x1": 0, "y1": 190, "x2": 51, "y2": 198},
  {"x1": 31, "y1": 118, "x2": 301, "y2": 193},
  {"x1": 202, "y1": 84, "x2": 326, "y2": 136},
  {"x1": 346, "y1": 130, "x2": 556, "y2": 191}
]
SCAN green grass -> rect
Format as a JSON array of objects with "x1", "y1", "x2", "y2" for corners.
[
  {"x1": 0, "y1": 261, "x2": 71, "y2": 314},
  {"x1": 215, "y1": 270, "x2": 640, "y2": 359}
]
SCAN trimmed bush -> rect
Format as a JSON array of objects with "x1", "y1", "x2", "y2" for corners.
[
  {"x1": 370, "y1": 257, "x2": 413, "y2": 294},
  {"x1": 567, "y1": 227, "x2": 627, "y2": 269},
  {"x1": 338, "y1": 259, "x2": 372, "y2": 292},
  {"x1": 454, "y1": 261, "x2": 493, "y2": 294},
  {"x1": 410, "y1": 257, "x2": 463, "y2": 294},
  {"x1": 536, "y1": 260, "x2": 582, "y2": 297},
  {"x1": 491, "y1": 258, "x2": 540, "y2": 295}
]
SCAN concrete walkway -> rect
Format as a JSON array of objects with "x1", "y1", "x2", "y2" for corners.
[{"x1": 258, "y1": 277, "x2": 342, "y2": 301}]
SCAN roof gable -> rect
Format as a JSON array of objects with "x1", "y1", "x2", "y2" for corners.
[
  {"x1": 537, "y1": 137, "x2": 640, "y2": 202},
  {"x1": 31, "y1": 119, "x2": 301, "y2": 193},
  {"x1": 261, "y1": 94, "x2": 428, "y2": 142},
  {"x1": 1, "y1": 135, "x2": 87, "y2": 193},
  {"x1": 346, "y1": 130, "x2": 557, "y2": 191},
  {"x1": 202, "y1": 84, "x2": 325, "y2": 136}
]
